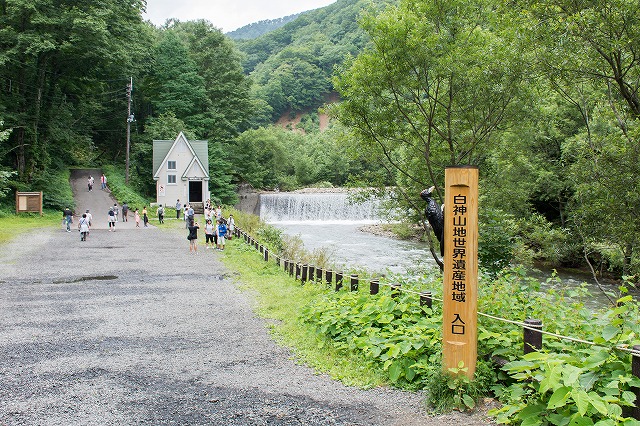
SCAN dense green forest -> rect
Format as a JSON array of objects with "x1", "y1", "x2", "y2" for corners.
[{"x1": 1, "y1": 0, "x2": 640, "y2": 281}]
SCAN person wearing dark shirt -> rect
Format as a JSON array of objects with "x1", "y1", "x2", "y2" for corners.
[
  {"x1": 187, "y1": 221, "x2": 200, "y2": 254},
  {"x1": 62, "y1": 207, "x2": 73, "y2": 232}
]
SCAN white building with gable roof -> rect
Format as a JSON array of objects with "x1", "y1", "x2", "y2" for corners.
[{"x1": 153, "y1": 132, "x2": 209, "y2": 207}]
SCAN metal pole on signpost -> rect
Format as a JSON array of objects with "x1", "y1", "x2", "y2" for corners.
[{"x1": 442, "y1": 166, "x2": 479, "y2": 379}]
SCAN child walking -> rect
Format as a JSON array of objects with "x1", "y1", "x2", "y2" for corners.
[{"x1": 134, "y1": 209, "x2": 140, "y2": 227}]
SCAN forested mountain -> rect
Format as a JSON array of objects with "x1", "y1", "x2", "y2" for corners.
[
  {"x1": 226, "y1": 13, "x2": 303, "y2": 40},
  {"x1": 236, "y1": 0, "x2": 376, "y2": 123}
]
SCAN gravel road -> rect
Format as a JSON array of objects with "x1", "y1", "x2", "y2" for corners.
[{"x1": 0, "y1": 170, "x2": 497, "y2": 425}]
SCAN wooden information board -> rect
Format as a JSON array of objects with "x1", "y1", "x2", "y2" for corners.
[
  {"x1": 442, "y1": 166, "x2": 478, "y2": 378},
  {"x1": 16, "y1": 191, "x2": 43, "y2": 215}
]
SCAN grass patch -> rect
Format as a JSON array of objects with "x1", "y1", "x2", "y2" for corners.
[
  {"x1": 219, "y1": 237, "x2": 389, "y2": 388},
  {"x1": 0, "y1": 210, "x2": 60, "y2": 245}
]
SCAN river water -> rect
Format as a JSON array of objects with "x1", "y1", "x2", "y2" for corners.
[{"x1": 259, "y1": 192, "x2": 620, "y2": 308}]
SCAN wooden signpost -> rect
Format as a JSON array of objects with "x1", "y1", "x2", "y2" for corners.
[{"x1": 442, "y1": 166, "x2": 479, "y2": 378}]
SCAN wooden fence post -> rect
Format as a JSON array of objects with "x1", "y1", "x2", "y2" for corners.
[
  {"x1": 524, "y1": 319, "x2": 543, "y2": 354},
  {"x1": 291, "y1": 262, "x2": 297, "y2": 278},
  {"x1": 264, "y1": 249, "x2": 269, "y2": 262},
  {"x1": 316, "y1": 267, "x2": 323, "y2": 283},
  {"x1": 370, "y1": 278, "x2": 379, "y2": 295},
  {"x1": 335, "y1": 272, "x2": 343, "y2": 291},
  {"x1": 326, "y1": 270, "x2": 333, "y2": 287},
  {"x1": 308, "y1": 265, "x2": 315, "y2": 283},
  {"x1": 350, "y1": 274, "x2": 358, "y2": 292},
  {"x1": 390, "y1": 283, "x2": 401, "y2": 298},
  {"x1": 420, "y1": 291, "x2": 433, "y2": 310},
  {"x1": 301, "y1": 264, "x2": 308, "y2": 283}
]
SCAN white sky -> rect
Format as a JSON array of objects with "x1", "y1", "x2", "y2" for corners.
[{"x1": 143, "y1": 0, "x2": 338, "y2": 32}]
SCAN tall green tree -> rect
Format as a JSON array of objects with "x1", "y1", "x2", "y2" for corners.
[
  {"x1": 516, "y1": 0, "x2": 640, "y2": 275},
  {"x1": 146, "y1": 31, "x2": 210, "y2": 137},
  {"x1": 0, "y1": 0, "x2": 150, "y2": 181},
  {"x1": 332, "y1": 0, "x2": 526, "y2": 223},
  {"x1": 172, "y1": 20, "x2": 253, "y2": 143}
]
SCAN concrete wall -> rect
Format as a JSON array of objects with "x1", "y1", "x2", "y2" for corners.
[{"x1": 234, "y1": 184, "x2": 260, "y2": 216}]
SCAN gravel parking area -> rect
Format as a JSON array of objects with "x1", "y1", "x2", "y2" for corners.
[{"x1": 0, "y1": 170, "x2": 496, "y2": 425}]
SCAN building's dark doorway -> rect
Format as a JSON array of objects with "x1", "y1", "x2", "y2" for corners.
[{"x1": 188, "y1": 181, "x2": 203, "y2": 203}]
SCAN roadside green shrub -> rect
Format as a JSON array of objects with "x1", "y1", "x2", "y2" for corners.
[
  {"x1": 257, "y1": 224, "x2": 285, "y2": 253},
  {"x1": 302, "y1": 289, "x2": 444, "y2": 390},
  {"x1": 227, "y1": 207, "x2": 261, "y2": 234},
  {"x1": 102, "y1": 165, "x2": 149, "y2": 208},
  {"x1": 426, "y1": 361, "x2": 496, "y2": 412}
]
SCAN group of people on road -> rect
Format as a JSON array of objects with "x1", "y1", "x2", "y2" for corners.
[
  {"x1": 62, "y1": 207, "x2": 93, "y2": 241},
  {"x1": 182, "y1": 198, "x2": 235, "y2": 254},
  {"x1": 66, "y1": 182, "x2": 238, "y2": 250},
  {"x1": 86, "y1": 174, "x2": 108, "y2": 192}
]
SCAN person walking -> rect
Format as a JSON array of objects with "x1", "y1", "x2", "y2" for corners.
[
  {"x1": 121, "y1": 203, "x2": 129, "y2": 222},
  {"x1": 108, "y1": 207, "x2": 116, "y2": 231},
  {"x1": 142, "y1": 206, "x2": 149, "y2": 227},
  {"x1": 62, "y1": 207, "x2": 73, "y2": 232},
  {"x1": 134, "y1": 209, "x2": 140, "y2": 227},
  {"x1": 100, "y1": 174, "x2": 107, "y2": 190},
  {"x1": 87, "y1": 176, "x2": 93, "y2": 192},
  {"x1": 175, "y1": 199, "x2": 181, "y2": 220},
  {"x1": 85, "y1": 209, "x2": 93, "y2": 227},
  {"x1": 113, "y1": 203, "x2": 119, "y2": 222},
  {"x1": 157, "y1": 204, "x2": 164, "y2": 224},
  {"x1": 227, "y1": 214, "x2": 235, "y2": 240},
  {"x1": 187, "y1": 221, "x2": 200, "y2": 254},
  {"x1": 78, "y1": 213, "x2": 90, "y2": 241}
]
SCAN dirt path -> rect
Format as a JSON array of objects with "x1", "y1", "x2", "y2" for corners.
[{"x1": 0, "y1": 170, "x2": 496, "y2": 425}]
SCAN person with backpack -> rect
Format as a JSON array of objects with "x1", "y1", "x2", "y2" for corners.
[
  {"x1": 187, "y1": 221, "x2": 200, "y2": 254},
  {"x1": 157, "y1": 204, "x2": 165, "y2": 224},
  {"x1": 108, "y1": 207, "x2": 116, "y2": 231},
  {"x1": 62, "y1": 207, "x2": 73, "y2": 232},
  {"x1": 78, "y1": 213, "x2": 90, "y2": 241}
]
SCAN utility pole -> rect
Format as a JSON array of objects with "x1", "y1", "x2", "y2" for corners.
[{"x1": 125, "y1": 77, "x2": 133, "y2": 184}]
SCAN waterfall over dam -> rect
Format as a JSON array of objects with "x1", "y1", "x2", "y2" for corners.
[{"x1": 259, "y1": 192, "x2": 382, "y2": 223}]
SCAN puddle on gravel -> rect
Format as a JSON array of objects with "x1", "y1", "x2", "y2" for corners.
[{"x1": 53, "y1": 275, "x2": 118, "y2": 284}]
